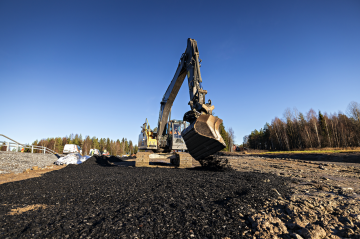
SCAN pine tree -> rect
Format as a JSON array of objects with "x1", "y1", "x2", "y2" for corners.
[
  {"x1": 93, "y1": 137, "x2": 100, "y2": 150},
  {"x1": 121, "y1": 138, "x2": 125, "y2": 154},
  {"x1": 115, "y1": 139, "x2": 121, "y2": 155},
  {"x1": 129, "y1": 140, "x2": 133, "y2": 155},
  {"x1": 56, "y1": 137, "x2": 63, "y2": 153},
  {"x1": 73, "y1": 134, "x2": 80, "y2": 146},
  {"x1": 124, "y1": 139, "x2": 129, "y2": 154},
  {"x1": 106, "y1": 138, "x2": 111, "y2": 153},
  {"x1": 219, "y1": 122, "x2": 229, "y2": 151},
  {"x1": 99, "y1": 138, "x2": 105, "y2": 151}
]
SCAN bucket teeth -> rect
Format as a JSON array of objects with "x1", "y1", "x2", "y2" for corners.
[{"x1": 181, "y1": 115, "x2": 226, "y2": 160}]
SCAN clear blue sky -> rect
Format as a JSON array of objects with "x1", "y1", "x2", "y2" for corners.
[{"x1": 1, "y1": 0, "x2": 359, "y2": 146}]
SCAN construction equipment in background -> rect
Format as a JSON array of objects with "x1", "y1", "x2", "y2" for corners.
[
  {"x1": 137, "y1": 38, "x2": 226, "y2": 166},
  {"x1": 63, "y1": 144, "x2": 82, "y2": 155},
  {"x1": 89, "y1": 149, "x2": 101, "y2": 156},
  {"x1": 102, "y1": 150, "x2": 110, "y2": 156},
  {"x1": 138, "y1": 119, "x2": 158, "y2": 151}
]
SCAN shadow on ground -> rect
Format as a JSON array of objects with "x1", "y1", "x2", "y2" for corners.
[{"x1": 83, "y1": 155, "x2": 124, "y2": 167}]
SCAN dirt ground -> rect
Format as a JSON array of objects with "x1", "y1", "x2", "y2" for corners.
[
  {"x1": 1, "y1": 152, "x2": 359, "y2": 238},
  {"x1": 0, "y1": 165, "x2": 66, "y2": 185},
  {"x1": 223, "y1": 152, "x2": 360, "y2": 238},
  {"x1": 122, "y1": 152, "x2": 360, "y2": 238}
]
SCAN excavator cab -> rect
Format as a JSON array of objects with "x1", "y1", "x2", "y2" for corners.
[{"x1": 168, "y1": 120, "x2": 188, "y2": 151}]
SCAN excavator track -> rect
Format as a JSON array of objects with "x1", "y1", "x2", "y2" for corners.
[{"x1": 181, "y1": 114, "x2": 226, "y2": 161}]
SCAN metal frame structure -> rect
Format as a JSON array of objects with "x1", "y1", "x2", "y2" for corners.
[{"x1": 0, "y1": 134, "x2": 58, "y2": 155}]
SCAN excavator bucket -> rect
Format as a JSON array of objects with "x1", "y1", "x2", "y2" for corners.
[{"x1": 181, "y1": 114, "x2": 226, "y2": 160}]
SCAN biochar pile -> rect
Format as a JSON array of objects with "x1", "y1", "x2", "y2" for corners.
[{"x1": 0, "y1": 155, "x2": 292, "y2": 238}]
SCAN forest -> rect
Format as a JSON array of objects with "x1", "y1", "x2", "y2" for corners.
[
  {"x1": 245, "y1": 101, "x2": 360, "y2": 151},
  {"x1": 1, "y1": 117, "x2": 235, "y2": 155},
  {"x1": 0, "y1": 134, "x2": 138, "y2": 156}
]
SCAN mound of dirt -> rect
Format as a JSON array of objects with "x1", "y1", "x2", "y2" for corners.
[
  {"x1": 0, "y1": 156, "x2": 291, "y2": 238},
  {"x1": 82, "y1": 155, "x2": 124, "y2": 166},
  {"x1": 197, "y1": 153, "x2": 232, "y2": 171}
]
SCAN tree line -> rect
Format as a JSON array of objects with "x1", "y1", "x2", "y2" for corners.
[
  {"x1": 20, "y1": 134, "x2": 138, "y2": 155},
  {"x1": 245, "y1": 101, "x2": 360, "y2": 151},
  {"x1": 219, "y1": 122, "x2": 235, "y2": 151},
  {"x1": 1, "y1": 120, "x2": 235, "y2": 154}
]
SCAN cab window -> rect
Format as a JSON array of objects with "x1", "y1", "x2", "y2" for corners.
[
  {"x1": 173, "y1": 124, "x2": 181, "y2": 138},
  {"x1": 169, "y1": 124, "x2": 173, "y2": 134}
]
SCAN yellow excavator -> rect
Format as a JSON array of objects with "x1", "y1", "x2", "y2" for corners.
[{"x1": 138, "y1": 38, "x2": 226, "y2": 163}]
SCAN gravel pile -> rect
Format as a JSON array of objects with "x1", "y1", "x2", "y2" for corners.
[
  {"x1": 0, "y1": 155, "x2": 292, "y2": 238},
  {"x1": 0, "y1": 152, "x2": 59, "y2": 174}
]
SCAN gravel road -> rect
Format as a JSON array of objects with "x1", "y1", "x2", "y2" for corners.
[
  {"x1": 0, "y1": 152, "x2": 59, "y2": 174},
  {"x1": 0, "y1": 155, "x2": 291, "y2": 238}
]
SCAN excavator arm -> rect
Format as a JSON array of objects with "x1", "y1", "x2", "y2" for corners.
[
  {"x1": 157, "y1": 38, "x2": 226, "y2": 160},
  {"x1": 157, "y1": 54, "x2": 187, "y2": 140}
]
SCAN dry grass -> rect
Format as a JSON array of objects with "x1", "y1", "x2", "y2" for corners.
[{"x1": 6, "y1": 204, "x2": 49, "y2": 215}]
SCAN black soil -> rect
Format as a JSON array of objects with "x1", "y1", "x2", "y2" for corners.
[{"x1": 0, "y1": 155, "x2": 292, "y2": 238}]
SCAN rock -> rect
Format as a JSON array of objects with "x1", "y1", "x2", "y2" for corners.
[
  {"x1": 32, "y1": 166, "x2": 39, "y2": 170},
  {"x1": 350, "y1": 214, "x2": 360, "y2": 221},
  {"x1": 344, "y1": 228, "x2": 355, "y2": 237},
  {"x1": 272, "y1": 188, "x2": 281, "y2": 196},
  {"x1": 300, "y1": 224, "x2": 326, "y2": 239},
  {"x1": 319, "y1": 185, "x2": 329, "y2": 191},
  {"x1": 291, "y1": 233, "x2": 304, "y2": 239},
  {"x1": 339, "y1": 217, "x2": 353, "y2": 227},
  {"x1": 318, "y1": 165, "x2": 326, "y2": 170},
  {"x1": 23, "y1": 168, "x2": 31, "y2": 173},
  {"x1": 249, "y1": 213, "x2": 288, "y2": 238},
  {"x1": 294, "y1": 217, "x2": 307, "y2": 229},
  {"x1": 327, "y1": 235, "x2": 341, "y2": 239}
]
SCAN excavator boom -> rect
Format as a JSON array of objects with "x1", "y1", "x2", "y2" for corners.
[{"x1": 157, "y1": 38, "x2": 226, "y2": 160}]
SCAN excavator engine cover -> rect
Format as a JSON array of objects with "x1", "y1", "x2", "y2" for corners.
[{"x1": 181, "y1": 114, "x2": 226, "y2": 160}]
